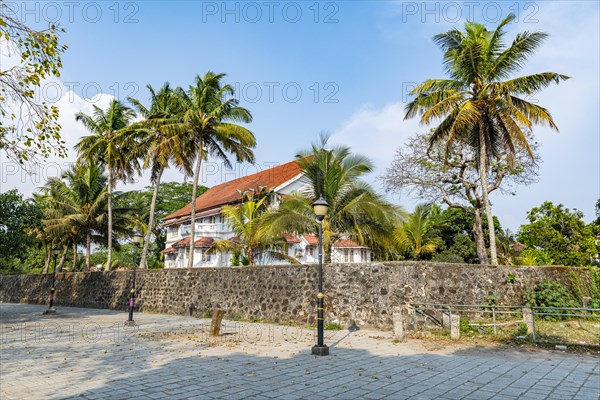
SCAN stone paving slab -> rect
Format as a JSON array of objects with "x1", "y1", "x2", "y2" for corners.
[{"x1": 1, "y1": 303, "x2": 599, "y2": 399}]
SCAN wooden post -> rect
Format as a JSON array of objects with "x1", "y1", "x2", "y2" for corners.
[{"x1": 210, "y1": 308, "x2": 225, "y2": 337}]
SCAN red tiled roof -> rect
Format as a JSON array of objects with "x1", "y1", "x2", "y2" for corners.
[
  {"x1": 302, "y1": 234, "x2": 318, "y2": 245},
  {"x1": 162, "y1": 160, "x2": 303, "y2": 222},
  {"x1": 334, "y1": 238, "x2": 367, "y2": 248},
  {"x1": 284, "y1": 233, "x2": 301, "y2": 243},
  {"x1": 172, "y1": 237, "x2": 214, "y2": 248},
  {"x1": 160, "y1": 247, "x2": 177, "y2": 254}
]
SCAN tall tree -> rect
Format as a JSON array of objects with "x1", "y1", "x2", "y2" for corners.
[
  {"x1": 41, "y1": 164, "x2": 132, "y2": 271},
  {"x1": 265, "y1": 134, "x2": 400, "y2": 262},
  {"x1": 381, "y1": 132, "x2": 538, "y2": 263},
  {"x1": 0, "y1": 190, "x2": 43, "y2": 274},
  {"x1": 75, "y1": 100, "x2": 137, "y2": 270},
  {"x1": 404, "y1": 13, "x2": 569, "y2": 264},
  {"x1": 0, "y1": 3, "x2": 68, "y2": 163},
  {"x1": 518, "y1": 201, "x2": 597, "y2": 266},
  {"x1": 128, "y1": 83, "x2": 192, "y2": 268},
  {"x1": 167, "y1": 72, "x2": 256, "y2": 269}
]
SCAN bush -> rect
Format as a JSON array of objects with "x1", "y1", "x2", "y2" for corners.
[
  {"x1": 525, "y1": 280, "x2": 580, "y2": 319},
  {"x1": 459, "y1": 317, "x2": 477, "y2": 334},
  {"x1": 516, "y1": 322, "x2": 528, "y2": 336}
]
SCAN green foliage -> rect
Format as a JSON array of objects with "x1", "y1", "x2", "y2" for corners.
[
  {"x1": 525, "y1": 280, "x2": 580, "y2": 319},
  {"x1": 324, "y1": 322, "x2": 343, "y2": 330},
  {"x1": 459, "y1": 317, "x2": 477, "y2": 334},
  {"x1": 518, "y1": 201, "x2": 597, "y2": 266},
  {"x1": 431, "y1": 252, "x2": 465, "y2": 264},
  {"x1": 265, "y1": 134, "x2": 401, "y2": 262},
  {"x1": 566, "y1": 267, "x2": 600, "y2": 306},
  {"x1": 0, "y1": 190, "x2": 44, "y2": 274},
  {"x1": 0, "y1": 3, "x2": 68, "y2": 163},
  {"x1": 405, "y1": 13, "x2": 568, "y2": 265},
  {"x1": 395, "y1": 203, "x2": 441, "y2": 260},
  {"x1": 118, "y1": 181, "x2": 205, "y2": 265},
  {"x1": 308, "y1": 322, "x2": 343, "y2": 330},
  {"x1": 506, "y1": 272, "x2": 517, "y2": 283},
  {"x1": 516, "y1": 322, "x2": 528, "y2": 336},
  {"x1": 229, "y1": 252, "x2": 249, "y2": 267},
  {"x1": 209, "y1": 195, "x2": 297, "y2": 266}
]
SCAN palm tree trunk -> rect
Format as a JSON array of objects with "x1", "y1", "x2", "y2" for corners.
[
  {"x1": 56, "y1": 245, "x2": 68, "y2": 272},
  {"x1": 187, "y1": 150, "x2": 203, "y2": 269},
  {"x1": 105, "y1": 169, "x2": 113, "y2": 271},
  {"x1": 140, "y1": 167, "x2": 163, "y2": 269},
  {"x1": 473, "y1": 208, "x2": 488, "y2": 264},
  {"x1": 42, "y1": 244, "x2": 51, "y2": 273},
  {"x1": 72, "y1": 243, "x2": 78, "y2": 271},
  {"x1": 85, "y1": 232, "x2": 92, "y2": 271},
  {"x1": 479, "y1": 130, "x2": 498, "y2": 265}
]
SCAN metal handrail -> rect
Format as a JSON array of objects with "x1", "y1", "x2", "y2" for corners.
[{"x1": 409, "y1": 302, "x2": 600, "y2": 342}]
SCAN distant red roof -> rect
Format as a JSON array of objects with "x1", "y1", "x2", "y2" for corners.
[
  {"x1": 163, "y1": 160, "x2": 303, "y2": 223},
  {"x1": 160, "y1": 247, "x2": 177, "y2": 254},
  {"x1": 284, "y1": 233, "x2": 301, "y2": 243},
  {"x1": 334, "y1": 238, "x2": 367, "y2": 248},
  {"x1": 172, "y1": 237, "x2": 214, "y2": 248},
  {"x1": 302, "y1": 234, "x2": 318, "y2": 245}
]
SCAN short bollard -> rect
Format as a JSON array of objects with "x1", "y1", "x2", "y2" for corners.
[
  {"x1": 393, "y1": 307, "x2": 405, "y2": 342},
  {"x1": 442, "y1": 312, "x2": 450, "y2": 330},
  {"x1": 450, "y1": 315, "x2": 460, "y2": 340},
  {"x1": 522, "y1": 308, "x2": 534, "y2": 334}
]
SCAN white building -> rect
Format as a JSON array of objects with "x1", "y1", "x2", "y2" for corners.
[{"x1": 161, "y1": 160, "x2": 372, "y2": 268}]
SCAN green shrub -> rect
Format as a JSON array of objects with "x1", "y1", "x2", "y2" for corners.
[
  {"x1": 516, "y1": 322, "x2": 528, "y2": 336},
  {"x1": 459, "y1": 317, "x2": 477, "y2": 334},
  {"x1": 525, "y1": 280, "x2": 579, "y2": 319}
]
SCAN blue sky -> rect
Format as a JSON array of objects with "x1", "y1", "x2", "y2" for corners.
[{"x1": 1, "y1": 1, "x2": 598, "y2": 232}]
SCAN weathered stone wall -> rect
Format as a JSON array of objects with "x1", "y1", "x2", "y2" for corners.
[{"x1": 0, "y1": 262, "x2": 588, "y2": 329}]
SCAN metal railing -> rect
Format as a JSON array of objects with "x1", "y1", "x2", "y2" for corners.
[{"x1": 410, "y1": 302, "x2": 600, "y2": 344}]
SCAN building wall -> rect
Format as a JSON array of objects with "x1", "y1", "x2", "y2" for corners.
[{"x1": 0, "y1": 262, "x2": 586, "y2": 329}]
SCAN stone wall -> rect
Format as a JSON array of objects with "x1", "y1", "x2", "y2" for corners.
[{"x1": 0, "y1": 262, "x2": 588, "y2": 329}]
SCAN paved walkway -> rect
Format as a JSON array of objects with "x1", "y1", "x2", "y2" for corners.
[{"x1": 1, "y1": 303, "x2": 598, "y2": 400}]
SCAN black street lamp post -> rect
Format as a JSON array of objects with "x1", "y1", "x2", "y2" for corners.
[
  {"x1": 311, "y1": 196, "x2": 330, "y2": 356},
  {"x1": 43, "y1": 246, "x2": 61, "y2": 315},
  {"x1": 126, "y1": 232, "x2": 144, "y2": 326}
]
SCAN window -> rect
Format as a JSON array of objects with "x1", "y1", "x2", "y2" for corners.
[
  {"x1": 180, "y1": 224, "x2": 190, "y2": 235},
  {"x1": 201, "y1": 250, "x2": 211, "y2": 262},
  {"x1": 308, "y1": 246, "x2": 314, "y2": 257},
  {"x1": 361, "y1": 250, "x2": 368, "y2": 262},
  {"x1": 344, "y1": 250, "x2": 354, "y2": 263}
]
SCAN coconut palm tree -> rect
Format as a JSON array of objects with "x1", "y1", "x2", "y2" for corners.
[
  {"x1": 42, "y1": 164, "x2": 134, "y2": 271},
  {"x1": 404, "y1": 13, "x2": 569, "y2": 265},
  {"x1": 394, "y1": 203, "x2": 441, "y2": 260},
  {"x1": 265, "y1": 134, "x2": 400, "y2": 262},
  {"x1": 42, "y1": 165, "x2": 104, "y2": 271},
  {"x1": 75, "y1": 100, "x2": 138, "y2": 270},
  {"x1": 166, "y1": 72, "x2": 256, "y2": 269},
  {"x1": 209, "y1": 194, "x2": 298, "y2": 266},
  {"x1": 128, "y1": 83, "x2": 192, "y2": 269}
]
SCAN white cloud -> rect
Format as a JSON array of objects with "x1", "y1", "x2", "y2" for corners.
[{"x1": 0, "y1": 80, "x2": 115, "y2": 195}]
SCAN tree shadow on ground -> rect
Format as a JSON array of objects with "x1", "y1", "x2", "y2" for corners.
[{"x1": 2, "y1": 304, "x2": 599, "y2": 400}]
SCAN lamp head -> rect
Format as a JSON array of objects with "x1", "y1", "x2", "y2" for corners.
[
  {"x1": 132, "y1": 232, "x2": 144, "y2": 247},
  {"x1": 312, "y1": 196, "x2": 329, "y2": 220},
  {"x1": 52, "y1": 246, "x2": 61, "y2": 256}
]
